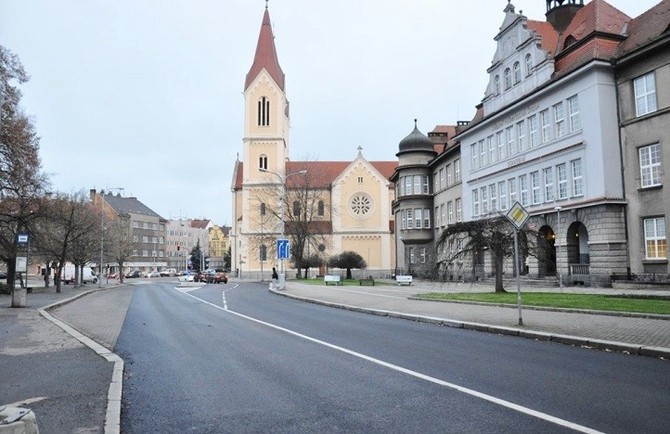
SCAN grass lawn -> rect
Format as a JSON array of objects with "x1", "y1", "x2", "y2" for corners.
[{"x1": 412, "y1": 292, "x2": 670, "y2": 315}]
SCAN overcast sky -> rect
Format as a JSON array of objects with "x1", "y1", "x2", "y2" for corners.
[{"x1": 0, "y1": 0, "x2": 659, "y2": 225}]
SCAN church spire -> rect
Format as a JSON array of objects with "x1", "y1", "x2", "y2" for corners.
[{"x1": 245, "y1": 4, "x2": 285, "y2": 91}]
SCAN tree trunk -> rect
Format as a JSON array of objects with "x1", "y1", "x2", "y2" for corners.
[
  {"x1": 346, "y1": 268, "x2": 352, "y2": 280},
  {"x1": 494, "y1": 254, "x2": 506, "y2": 293}
]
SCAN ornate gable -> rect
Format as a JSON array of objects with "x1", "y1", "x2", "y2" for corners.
[{"x1": 482, "y1": 2, "x2": 557, "y2": 116}]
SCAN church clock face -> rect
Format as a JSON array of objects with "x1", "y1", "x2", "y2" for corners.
[{"x1": 349, "y1": 193, "x2": 373, "y2": 219}]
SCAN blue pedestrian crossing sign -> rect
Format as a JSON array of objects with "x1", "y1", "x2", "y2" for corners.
[{"x1": 277, "y1": 238, "x2": 290, "y2": 260}]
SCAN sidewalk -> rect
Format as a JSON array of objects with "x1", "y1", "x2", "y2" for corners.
[{"x1": 273, "y1": 279, "x2": 670, "y2": 359}]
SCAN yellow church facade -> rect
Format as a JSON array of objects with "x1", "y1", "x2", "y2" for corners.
[{"x1": 230, "y1": 6, "x2": 397, "y2": 280}]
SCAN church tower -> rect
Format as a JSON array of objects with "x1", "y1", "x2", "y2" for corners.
[{"x1": 243, "y1": 3, "x2": 290, "y2": 184}]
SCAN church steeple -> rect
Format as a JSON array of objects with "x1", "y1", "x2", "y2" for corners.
[{"x1": 245, "y1": 5, "x2": 285, "y2": 91}]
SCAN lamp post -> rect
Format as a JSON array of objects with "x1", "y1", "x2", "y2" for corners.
[
  {"x1": 99, "y1": 188, "x2": 124, "y2": 288},
  {"x1": 555, "y1": 206, "x2": 563, "y2": 288},
  {"x1": 259, "y1": 167, "x2": 307, "y2": 289}
]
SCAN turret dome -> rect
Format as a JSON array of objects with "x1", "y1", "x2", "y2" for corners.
[{"x1": 398, "y1": 120, "x2": 434, "y2": 154}]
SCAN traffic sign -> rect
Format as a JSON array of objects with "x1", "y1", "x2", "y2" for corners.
[
  {"x1": 277, "y1": 238, "x2": 290, "y2": 260},
  {"x1": 506, "y1": 202, "x2": 530, "y2": 229}
]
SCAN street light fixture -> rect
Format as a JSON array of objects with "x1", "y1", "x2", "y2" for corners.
[
  {"x1": 99, "y1": 188, "x2": 124, "y2": 288},
  {"x1": 555, "y1": 206, "x2": 562, "y2": 288},
  {"x1": 259, "y1": 167, "x2": 307, "y2": 289}
]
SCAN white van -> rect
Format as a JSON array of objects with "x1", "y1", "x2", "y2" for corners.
[{"x1": 62, "y1": 264, "x2": 98, "y2": 284}]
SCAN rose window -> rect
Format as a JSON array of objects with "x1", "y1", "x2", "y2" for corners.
[{"x1": 350, "y1": 193, "x2": 373, "y2": 218}]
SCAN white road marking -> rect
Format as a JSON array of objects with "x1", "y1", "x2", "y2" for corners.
[
  {"x1": 178, "y1": 289, "x2": 603, "y2": 434},
  {"x1": 5, "y1": 396, "x2": 48, "y2": 407}
]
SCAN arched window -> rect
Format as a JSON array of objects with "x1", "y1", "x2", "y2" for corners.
[
  {"x1": 257, "y1": 96, "x2": 270, "y2": 126},
  {"x1": 259, "y1": 154, "x2": 268, "y2": 170},
  {"x1": 513, "y1": 62, "x2": 521, "y2": 84},
  {"x1": 260, "y1": 202, "x2": 266, "y2": 215},
  {"x1": 525, "y1": 54, "x2": 533, "y2": 76},
  {"x1": 292, "y1": 201, "x2": 301, "y2": 217},
  {"x1": 494, "y1": 75, "x2": 501, "y2": 94},
  {"x1": 504, "y1": 68, "x2": 512, "y2": 89},
  {"x1": 318, "y1": 200, "x2": 325, "y2": 216}
]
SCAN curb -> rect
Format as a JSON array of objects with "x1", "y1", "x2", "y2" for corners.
[
  {"x1": 270, "y1": 288, "x2": 670, "y2": 360},
  {"x1": 38, "y1": 287, "x2": 124, "y2": 434}
]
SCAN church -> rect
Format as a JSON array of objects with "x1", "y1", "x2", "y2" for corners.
[{"x1": 230, "y1": 5, "x2": 398, "y2": 280}]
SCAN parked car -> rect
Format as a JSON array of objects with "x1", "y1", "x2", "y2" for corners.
[
  {"x1": 107, "y1": 272, "x2": 119, "y2": 279},
  {"x1": 125, "y1": 270, "x2": 141, "y2": 278},
  {"x1": 214, "y1": 271, "x2": 228, "y2": 284},
  {"x1": 145, "y1": 271, "x2": 161, "y2": 278},
  {"x1": 178, "y1": 272, "x2": 194, "y2": 282},
  {"x1": 160, "y1": 268, "x2": 177, "y2": 277}
]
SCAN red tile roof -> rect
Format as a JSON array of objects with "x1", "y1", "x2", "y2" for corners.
[
  {"x1": 617, "y1": 0, "x2": 670, "y2": 58},
  {"x1": 245, "y1": 8, "x2": 285, "y2": 91}
]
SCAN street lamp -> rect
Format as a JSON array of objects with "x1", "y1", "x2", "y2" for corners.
[
  {"x1": 99, "y1": 188, "x2": 124, "y2": 287},
  {"x1": 555, "y1": 206, "x2": 562, "y2": 288},
  {"x1": 259, "y1": 167, "x2": 307, "y2": 289}
]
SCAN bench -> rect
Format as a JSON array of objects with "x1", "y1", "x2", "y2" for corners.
[
  {"x1": 324, "y1": 275, "x2": 341, "y2": 286},
  {"x1": 359, "y1": 277, "x2": 375, "y2": 286},
  {"x1": 395, "y1": 275, "x2": 413, "y2": 286}
]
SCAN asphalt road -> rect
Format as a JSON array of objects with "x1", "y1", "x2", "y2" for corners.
[{"x1": 116, "y1": 281, "x2": 670, "y2": 433}]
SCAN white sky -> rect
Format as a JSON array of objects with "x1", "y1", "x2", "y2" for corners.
[{"x1": 0, "y1": 0, "x2": 659, "y2": 225}]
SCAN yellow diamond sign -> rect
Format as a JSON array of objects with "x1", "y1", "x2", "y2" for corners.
[{"x1": 506, "y1": 202, "x2": 529, "y2": 229}]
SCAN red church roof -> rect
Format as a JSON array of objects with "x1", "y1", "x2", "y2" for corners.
[{"x1": 245, "y1": 7, "x2": 285, "y2": 91}]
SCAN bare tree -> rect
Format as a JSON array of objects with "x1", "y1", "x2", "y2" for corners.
[
  {"x1": 0, "y1": 45, "x2": 48, "y2": 289},
  {"x1": 435, "y1": 216, "x2": 542, "y2": 292},
  {"x1": 105, "y1": 216, "x2": 133, "y2": 283}
]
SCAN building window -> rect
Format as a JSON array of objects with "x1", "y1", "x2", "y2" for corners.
[
  {"x1": 318, "y1": 200, "x2": 325, "y2": 216},
  {"x1": 540, "y1": 109, "x2": 551, "y2": 143},
  {"x1": 571, "y1": 159, "x2": 584, "y2": 197},
  {"x1": 487, "y1": 136, "x2": 495, "y2": 163},
  {"x1": 423, "y1": 208, "x2": 431, "y2": 229},
  {"x1": 350, "y1": 193, "x2": 372, "y2": 218},
  {"x1": 519, "y1": 174, "x2": 529, "y2": 206},
  {"x1": 508, "y1": 178, "x2": 517, "y2": 205},
  {"x1": 420, "y1": 247, "x2": 426, "y2": 264},
  {"x1": 454, "y1": 159, "x2": 461, "y2": 182},
  {"x1": 406, "y1": 209, "x2": 413, "y2": 229},
  {"x1": 446, "y1": 165, "x2": 452, "y2": 187},
  {"x1": 531, "y1": 171, "x2": 541, "y2": 205},
  {"x1": 504, "y1": 68, "x2": 512, "y2": 89},
  {"x1": 479, "y1": 140, "x2": 487, "y2": 167},
  {"x1": 259, "y1": 154, "x2": 268, "y2": 170},
  {"x1": 634, "y1": 72, "x2": 657, "y2": 117},
  {"x1": 553, "y1": 102, "x2": 565, "y2": 138},
  {"x1": 260, "y1": 202, "x2": 266, "y2": 215},
  {"x1": 506, "y1": 126, "x2": 516, "y2": 156},
  {"x1": 517, "y1": 121, "x2": 526, "y2": 152},
  {"x1": 260, "y1": 245, "x2": 267, "y2": 261},
  {"x1": 471, "y1": 144, "x2": 479, "y2": 170},
  {"x1": 544, "y1": 167, "x2": 554, "y2": 202},
  {"x1": 513, "y1": 61, "x2": 521, "y2": 84},
  {"x1": 528, "y1": 115, "x2": 539, "y2": 148},
  {"x1": 644, "y1": 217, "x2": 666, "y2": 259},
  {"x1": 639, "y1": 143, "x2": 662, "y2": 188},
  {"x1": 447, "y1": 201, "x2": 453, "y2": 225},
  {"x1": 258, "y1": 96, "x2": 270, "y2": 126},
  {"x1": 568, "y1": 96, "x2": 581, "y2": 132},
  {"x1": 525, "y1": 53, "x2": 533, "y2": 76},
  {"x1": 472, "y1": 190, "x2": 480, "y2": 217},
  {"x1": 413, "y1": 175, "x2": 422, "y2": 194},
  {"x1": 494, "y1": 75, "x2": 501, "y2": 94},
  {"x1": 401, "y1": 210, "x2": 407, "y2": 230},
  {"x1": 557, "y1": 163, "x2": 568, "y2": 199},
  {"x1": 456, "y1": 198, "x2": 462, "y2": 222},
  {"x1": 358, "y1": 176, "x2": 364, "y2": 184},
  {"x1": 409, "y1": 247, "x2": 415, "y2": 264},
  {"x1": 414, "y1": 208, "x2": 422, "y2": 229},
  {"x1": 423, "y1": 176, "x2": 429, "y2": 194},
  {"x1": 405, "y1": 177, "x2": 411, "y2": 196},
  {"x1": 292, "y1": 201, "x2": 301, "y2": 217},
  {"x1": 489, "y1": 184, "x2": 497, "y2": 212},
  {"x1": 481, "y1": 187, "x2": 489, "y2": 215},
  {"x1": 497, "y1": 131, "x2": 506, "y2": 160},
  {"x1": 499, "y1": 181, "x2": 508, "y2": 211},
  {"x1": 435, "y1": 206, "x2": 440, "y2": 227}
]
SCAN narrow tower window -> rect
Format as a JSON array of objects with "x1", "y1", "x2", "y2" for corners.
[
  {"x1": 258, "y1": 96, "x2": 271, "y2": 126},
  {"x1": 259, "y1": 154, "x2": 268, "y2": 170}
]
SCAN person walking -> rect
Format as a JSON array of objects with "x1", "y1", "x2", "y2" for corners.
[{"x1": 271, "y1": 267, "x2": 279, "y2": 290}]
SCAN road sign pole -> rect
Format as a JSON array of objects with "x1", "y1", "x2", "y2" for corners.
[{"x1": 514, "y1": 227, "x2": 523, "y2": 326}]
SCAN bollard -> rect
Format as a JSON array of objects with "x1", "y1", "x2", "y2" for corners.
[{"x1": 11, "y1": 288, "x2": 27, "y2": 308}]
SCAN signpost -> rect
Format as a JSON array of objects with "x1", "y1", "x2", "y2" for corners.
[
  {"x1": 276, "y1": 238, "x2": 290, "y2": 290},
  {"x1": 505, "y1": 202, "x2": 529, "y2": 326}
]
